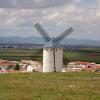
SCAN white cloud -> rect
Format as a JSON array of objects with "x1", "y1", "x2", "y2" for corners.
[
  {"x1": 45, "y1": 12, "x2": 59, "y2": 20},
  {"x1": 0, "y1": 0, "x2": 72, "y2": 8},
  {"x1": 0, "y1": 0, "x2": 99, "y2": 40},
  {"x1": 96, "y1": 11, "x2": 100, "y2": 17}
]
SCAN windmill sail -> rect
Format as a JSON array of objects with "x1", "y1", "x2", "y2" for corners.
[
  {"x1": 30, "y1": 49, "x2": 43, "y2": 60},
  {"x1": 34, "y1": 23, "x2": 51, "y2": 42},
  {"x1": 54, "y1": 27, "x2": 73, "y2": 42}
]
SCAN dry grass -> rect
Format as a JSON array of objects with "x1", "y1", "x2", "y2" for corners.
[{"x1": 0, "y1": 72, "x2": 100, "y2": 100}]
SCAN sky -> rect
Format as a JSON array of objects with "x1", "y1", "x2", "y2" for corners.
[{"x1": 0, "y1": 0, "x2": 100, "y2": 40}]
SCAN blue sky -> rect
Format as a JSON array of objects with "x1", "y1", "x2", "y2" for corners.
[{"x1": 0, "y1": 0, "x2": 100, "y2": 40}]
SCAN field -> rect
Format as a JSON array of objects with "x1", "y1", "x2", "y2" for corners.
[
  {"x1": 64, "y1": 48, "x2": 100, "y2": 64},
  {"x1": 0, "y1": 48, "x2": 42, "y2": 61},
  {"x1": 0, "y1": 48, "x2": 100, "y2": 64},
  {"x1": 0, "y1": 72, "x2": 100, "y2": 100}
]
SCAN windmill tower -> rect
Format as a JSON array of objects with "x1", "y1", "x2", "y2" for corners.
[{"x1": 34, "y1": 23, "x2": 73, "y2": 72}]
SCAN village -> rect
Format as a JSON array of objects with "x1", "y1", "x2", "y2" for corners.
[{"x1": 0, "y1": 59, "x2": 100, "y2": 73}]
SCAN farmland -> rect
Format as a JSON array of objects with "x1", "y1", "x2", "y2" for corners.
[
  {"x1": 0, "y1": 47, "x2": 100, "y2": 63},
  {"x1": 0, "y1": 48, "x2": 42, "y2": 61},
  {"x1": 0, "y1": 72, "x2": 100, "y2": 100},
  {"x1": 64, "y1": 48, "x2": 100, "y2": 64}
]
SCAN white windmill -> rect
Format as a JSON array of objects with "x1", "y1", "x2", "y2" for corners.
[{"x1": 34, "y1": 23, "x2": 73, "y2": 72}]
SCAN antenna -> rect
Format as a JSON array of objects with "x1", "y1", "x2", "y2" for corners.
[
  {"x1": 34, "y1": 23, "x2": 51, "y2": 42},
  {"x1": 54, "y1": 27, "x2": 73, "y2": 42}
]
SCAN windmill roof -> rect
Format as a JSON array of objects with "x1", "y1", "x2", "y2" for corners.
[{"x1": 44, "y1": 38, "x2": 62, "y2": 48}]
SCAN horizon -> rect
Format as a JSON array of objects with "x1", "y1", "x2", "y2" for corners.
[{"x1": 0, "y1": 0, "x2": 100, "y2": 41}]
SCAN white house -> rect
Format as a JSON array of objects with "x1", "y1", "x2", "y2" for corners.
[
  {"x1": 26, "y1": 65, "x2": 37, "y2": 72},
  {"x1": 62, "y1": 68, "x2": 67, "y2": 72}
]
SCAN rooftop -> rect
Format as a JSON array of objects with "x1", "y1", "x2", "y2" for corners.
[{"x1": 44, "y1": 38, "x2": 62, "y2": 48}]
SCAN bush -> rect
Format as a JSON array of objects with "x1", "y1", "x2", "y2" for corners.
[{"x1": 14, "y1": 63, "x2": 20, "y2": 70}]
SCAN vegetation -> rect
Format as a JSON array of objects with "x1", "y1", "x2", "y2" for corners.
[
  {"x1": 0, "y1": 72, "x2": 100, "y2": 100},
  {"x1": 0, "y1": 48, "x2": 100, "y2": 63},
  {"x1": 64, "y1": 49, "x2": 100, "y2": 64},
  {"x1": 6, "y1": 65, "x2": 13, "y2": 70},
  {"x1": 14, "y1": 63, "x2": 20, "y2": 70},
  {"x1": 0, "y1": 48, "x2": 42, "y2": 61}
]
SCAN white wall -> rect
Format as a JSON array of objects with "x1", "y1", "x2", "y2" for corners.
[
  {"x1": 43, "y1": 48, "x2": 63, "y2": 72},
  {"x1": 43, "y1": 48, "x2": 54, "y2": 72},
  {"x1": 27, "y1": 65, "x2": 33, "y2": 72},
  {"x1": 55, "y1": 48, "x2": 63, "y2": 72}
]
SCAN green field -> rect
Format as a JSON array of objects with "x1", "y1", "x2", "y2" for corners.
[
  {"x1": 0, "y1": 48, "x2": 42, "y2": 61},
  {"x1": 0, "y1": 72, "x2": 100, "y2": 100},
  {"x1": 0, "y1": 48, "x2": 100, "y2": 64},
  {"x1": 64, "y1": 49, "x2": 100, "y2": 64}
]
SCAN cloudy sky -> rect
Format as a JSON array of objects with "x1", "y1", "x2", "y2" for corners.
[{"x1": 0, "y1": 0, "x2": 100, "y2": 40}]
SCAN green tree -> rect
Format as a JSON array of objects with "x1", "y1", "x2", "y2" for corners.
[
  {"x1": 14, "y1": 63, "x2": 20, "y2": 70},
  {"x1": 7, "y1": 65, "x2": 13, "y2": 69},
  {"x1": 63, "y1": 54, "x2": 70, "y2": 66}
]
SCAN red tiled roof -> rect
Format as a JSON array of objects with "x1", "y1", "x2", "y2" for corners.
[
  {"x1": 75, "y1": 61, "x2": 95, "y2": 65},
  {"x1": 95, "y1": 66, "x2": 100, "y2": 68},
  {"x1": 0, "y1": 60, "x2": 16, "y2": 67}
]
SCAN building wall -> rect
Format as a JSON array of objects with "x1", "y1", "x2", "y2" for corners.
[
  {"x1": 43, "y1": 48, "x2": 54, "y2": 72},
  {"x1": 27, "y1": 65, "x2": 33, "y2": 72},
  {"x1": 55, "y1": 48, "x2": 63, "y2": 72},
  {"x1": 43, "y1": 48, "x2": 63, "y2": 72}
]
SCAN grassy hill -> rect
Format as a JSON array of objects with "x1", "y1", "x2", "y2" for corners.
[{"x1": 0, "y1": 72, "x2": 100, "y2": 100}]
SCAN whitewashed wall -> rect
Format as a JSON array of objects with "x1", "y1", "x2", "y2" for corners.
[
  {"x1": 43, "y1": 48, "x2": 63, "y2": 72},
  {"x1": 55, "y1": 48, "x2": 63, "y2": 72},
  {"x1": 43, "y1": 48, "x2": 54, "y2": 72}
]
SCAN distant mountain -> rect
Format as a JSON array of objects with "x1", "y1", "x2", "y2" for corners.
[
  {"x1": 0, "y1": 36, "x2": 44, "y2": 44},
  {"x1": 0, "y1": 36, "x2": 100, "y2": 46},
  {"x1": 62, "y1": 38, "x2": 100, "y2": 46}
]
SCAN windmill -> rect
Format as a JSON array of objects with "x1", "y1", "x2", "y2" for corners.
[{"x1": 34, "y1": 23, "x2": 73, "y2": 72}]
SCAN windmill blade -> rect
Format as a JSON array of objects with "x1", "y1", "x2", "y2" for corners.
[
  {"x1": 30, "y1": 49, "x2": 43, "y2": 60},
  {"x1": 34, "y1": 23, "x2": 51, "y2": 42},
  {"x1": 54, "y1": 27, "x2": 73, "y2": 42},
  {"x1": 30, "y1": 49, "x2": 43, "y2": 57}
]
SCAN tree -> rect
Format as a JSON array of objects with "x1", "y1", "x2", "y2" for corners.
[
  {"x1": 63, "y1": 53, "x2": 70, "y2": 64},
  {"x1": 14, "y1": 63, "x2": 20, "y2": 70},
  {"x1": 7, "y1": 65, "x2": 13, "y2": 69}
]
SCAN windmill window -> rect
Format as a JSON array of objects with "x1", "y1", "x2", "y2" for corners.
[
  {"x1": 56, "y1": 49, "x2": 57, "y2": 51},
  {"x1": 51, "y1": 49, "x2": 52, "y2": 51}
]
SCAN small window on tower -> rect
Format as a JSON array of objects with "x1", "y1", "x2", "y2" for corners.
[
  {"x1": 51, "y1": 49, "x2": 52, "y2": 51},
  {"x1": 56, "y1": 49, "x2": 57, "y2": 51}
]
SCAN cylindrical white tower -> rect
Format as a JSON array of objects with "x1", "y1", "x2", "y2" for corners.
[{"x1": 43, "y1": 48, "x2": 63, "y2": 72}]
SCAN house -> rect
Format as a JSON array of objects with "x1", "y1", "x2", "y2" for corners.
[
  {"x1": 66, "y1": 61, "x2": 96, "y2": 72},
  {"x1": 31, "y1": 61, "x2": 43, "y2": 72},
  {"x1": 27, "y1": 64, "x2": 36, "y2": 72},
  {"x1": 62, "y1": 68, "x2": 67, "y2": 72},
  {"x1": 0, "y1": 59, "x2": 16, "y2": 68},
  {"x1": 0, "y1": 59, "x2": 18, "y2": 73},
  {"x1": 94, "y1": 64, "x2": 100, "y2": 72},
  {"x1": 21, "y1": 60, "x2": 32, "y2": 64},
  {"x1": 20, "y1": 60, "x2": 43, "y2": 72}
]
